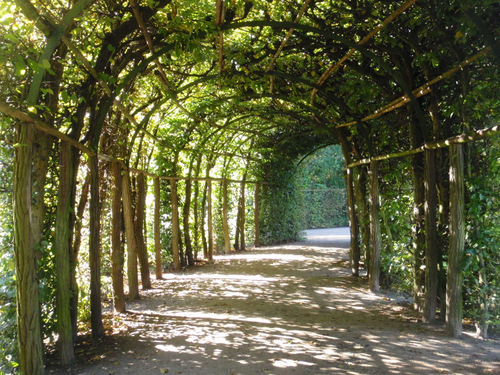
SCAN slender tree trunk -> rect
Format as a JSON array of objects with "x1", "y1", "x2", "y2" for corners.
[
  {"x1": 239, "y1": 181, "x2": 246, "y2": 251},
  {"x1": 234, "y1": 195, "x2": 241, "y2": 252},
  {"x1": 346, "y1": 167, "x2": 360, "y2": 276},
  {"x1": 446, "y1": 144, "x2": 465, "y2": 338},
  {"x1": 437, "y1": 147, "x2": 449, "y2": 321},
  {"x1": 369, "y1": 161, "x2": 382, "y2": 292},
  {"x1": 170, "y1": 179, "x2": 181, "y2": 270},
  {"x1": 31, "y1": 130, "x2": 52, "y2": 253},
  {"x1": 193, "y1": 179, "x2": 200, "y2": 260},
  {"x1": 135, "y1": 173, "x2": 151, "y2": 289},
  {"x1": 354, "y1": 167, "x2": 370, "y2": 273},
  {"x1": 207, "y1": 181, "x2": 214, "y2": 261},
  {"x1": 54, "y1": 141, "x2": 75, "y2": 364},
  {"x1": 184, "y1": 179, "x2": 195, "y2": 266},
  {"x1": 154, "y1": 177, "x2": 163, "y2": 279},
  {"x1": 89, "y1": 155, "x2": 104, "y2": 338},
  {"x1": 13, "y1": 122, "x2": 45, "y2": 374},
  {"x1": 423, "y1": 149, "x2": 438, "y2": 323},
  {"x1": 254, "y1": 183, "x2": 260, "y2": 247},
  {"x1": 201, "y1": 181, "x2": 208, "y2": 258},
  {"x1": 111, "y1": 162, "x2": 125, "y2": 312},
  {"x1": 222, "y1": 180, "x2": 231, "y2": 253},
  {"x1": 71, "y1": 173, "x2": 90, "y2": 338},
  {"x1": 122, "y1": 170, "x2": 139, "y2": 299},
  {"x1": 411, "y1": 151, "x2": 426, "y2": 312}
]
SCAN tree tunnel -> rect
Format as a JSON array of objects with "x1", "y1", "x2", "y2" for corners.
[{"x1": 0, "y1": 0, "x2": 499, "y2": 373}]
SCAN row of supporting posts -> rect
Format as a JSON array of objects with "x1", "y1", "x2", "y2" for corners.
[{"x1": 346, "y1": 144, "x2": 466, "y2": 337}]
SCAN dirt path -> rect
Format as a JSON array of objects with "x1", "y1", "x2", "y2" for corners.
[{"x1": 49, "y1": 229, "x2": 499, "y2": 374}]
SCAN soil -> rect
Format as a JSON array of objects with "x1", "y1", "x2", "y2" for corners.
[{"x1": 48, "y1": 228, "x2": 499, "y2": 375}]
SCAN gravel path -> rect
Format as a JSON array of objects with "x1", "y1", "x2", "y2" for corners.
[{"x1": 48, "y1": 228, "x2": 499, "y2": 375}]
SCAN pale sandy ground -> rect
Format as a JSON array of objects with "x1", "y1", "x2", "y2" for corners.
[{"x1": 48, "y1": 228, "x2": 499, "y2": 374}]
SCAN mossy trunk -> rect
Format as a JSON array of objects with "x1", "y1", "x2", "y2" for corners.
[
  {"x1": 423, "y1": 149, "x2": 438, "y2": 323},
  {"x1": 89, "y1": 155, "x2": 104, "y2": 338},
  {"x1": 111, "y1": 162, "x2": 126, "y2": 312},
  {"x1": 222, "y1": 180, "x2": 232, "y2": 253},
  {"x1": 54, "y1": 141, "x2": 75, "y2": 364},
  {"x1": 368, "y1": 161, "x2": 381, "y2": 292},
  {"x1": 135, "y1": 173, "x2": 151, "y2": 289},
  {"x1": 207, "y1": 181, "x2": 214, "y2": 261},
  {"x1": 254, "y1": 183, "x2": 260, "y2": 248},
  {"x1": 183, "y1": 179, "x2": 195, "y2": 266},
  {"x1": 346, "y1": 167, "x2": 360, "y2": 276},
  {"x1": 446, "y1": 144, "x2": 465, "y2": 338},
  {"x1": 122, "y1": 169, "x2": 139, "y2": 299},
  {"x1": 13, "y1": 122, "x2": 45, "y2": 374},
  {"x1": 170, "y1": 179, "x2": 181, "y2": 270},
  {"x1": 154, "y1": 177, "x2": 163, "y2": 279}
]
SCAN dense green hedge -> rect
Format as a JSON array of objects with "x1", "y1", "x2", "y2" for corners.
[{"x1": 299, "y1": 189, "x2": 348, "y2": 229}]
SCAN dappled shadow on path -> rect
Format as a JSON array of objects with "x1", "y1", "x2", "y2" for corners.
[{"x1": 51, "y1": 241, "x2": 499, "y2": 375}]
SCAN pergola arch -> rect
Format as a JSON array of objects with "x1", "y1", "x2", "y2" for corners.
[{"x1": 1, "y1": 0, "x2": 499, "y2": 373}]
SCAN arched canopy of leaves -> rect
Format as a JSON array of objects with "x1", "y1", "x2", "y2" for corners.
[{"x1": 1, "y1": 0, "x2": 497, "y2": 176}]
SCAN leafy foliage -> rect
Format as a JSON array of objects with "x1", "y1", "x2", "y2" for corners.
[{"x1": 464, "y1": 139, "x2": 500, "y2": 337}]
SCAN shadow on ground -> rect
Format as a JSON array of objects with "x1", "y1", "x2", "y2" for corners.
[{"x1": 48, "y1": 228, "x2": 499, "y2": 375}]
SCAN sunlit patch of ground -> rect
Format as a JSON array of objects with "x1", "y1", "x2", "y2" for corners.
[{"x1": 49, "y1": 234, "x2": 499, "y2": 375}]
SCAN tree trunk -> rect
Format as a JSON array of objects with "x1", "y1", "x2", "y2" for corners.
[
  {"x1": 183, "y1": 179, "x2": 195, "y2": 266},
  {"x1": 411, "y1": 152, "x2": 426, "y2": 312},
  {"x1": 111, "y1": 162, "x2": 125, "y2": 312},
  {"x1": 354, "y1": 166, "x2": 370, "y2": 273},
  {"x1": 89, "y1": 155, "x2": 104, "y2": 338},
  {"x1": 346, "y1": 167, "x2": 360, "y2": 276},
  {"x1": 369, "y1": 161, "x2": 382, "y2": 292},
  {"x1": 71, "y1": 173, "x2": 90, "y2": 338},
  {"x1": 222, "y1": 180, "x2": 231, "y2": 253},
  {"x1": 207, "y1": 180, "x2": 214, "y2": 261},
  {"x1": 154, "y1": 177, "x2": 163, "y2": 279},
  {"x1": 423, "y1": 149, "x2": 438, "y2": 323},
  {"x1": 239, "y1": 181, "x2": 246, "y2": 251},
  {"x1": 254, "y1": 183, "x2": 260, "y2": 248},
  {"x1": 170, "y1": 179, "x2": 181, "y2": 270},
  {"x1": 446, "y1": 144, "x2": 465, "y2": 338},
  {"x1": 13, "y1": 122, "x2": 45, "y2": 374},
  {"x1": 122, "y1": 169, "x2": 139, "y2": 299},
  {"x1": 135, "y1": 173, "x2": 151, "y2": 289},
  {"x1": 54, "y1": 141, "x2": 75, "y2": 364},
  {"x1": 193, "y1": 179, "x2": 200, "y2": 260},
  {"x1": 201, "y1": 181, "x2": 208, "y2": 258},
  {"x1": 31, "y1": 130, "x2": 52, "y2": 254}
]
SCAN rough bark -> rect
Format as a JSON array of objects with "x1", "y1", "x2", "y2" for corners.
[
  {"x1": 89, "y1": 155, "x2": 104, "y2": 338},
  {"x1": 346, "y1": 167, "x2": 360, "y2": 276},
  {"x1": 369, "y1": 161, "x2": 382, "y2": 293},
  {"x1": 446, "y1": 144, "x2": 465, "y2": 338},
  {"x1": 207, "y1": 181, "x2": 214, "y2": 261},
  {"x1": 423, "y1": 149, "x2": 438, "y2": 323},
  {"x1": 13, "y1": 122, "x2": 45, "y2": 374},
  {"x1": 54, "y1": 141, "x2": 75, "y2": 364},
  {"x1": 111, "y1": 162, "x2": 125, "y2": 312},
  {"x1": 31, "y1": 130, "x2": 52, "y2": 254},
  {"x1": 154, "y1": 177, "x2": 163, "y2": 279},
  {"x1": 135, "y1": 173, "x2": 151, "y2": 289},
  {"x1": 122, "y1": 169, "x2": 139, "y2": 299},
  {"x1": 222, "y1": 180, "x2": 232, "y2": 253},
  {"x1": 170, "y1": 179, "x2": 181, "y2": 270}
]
